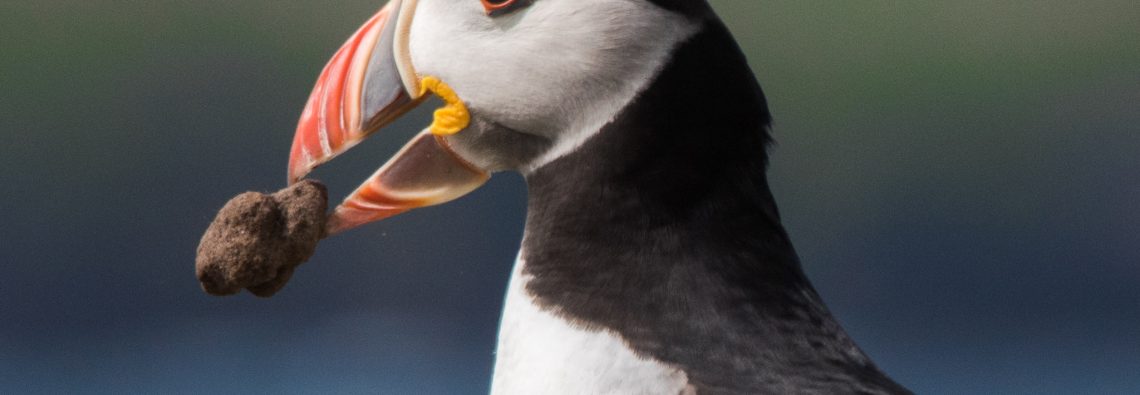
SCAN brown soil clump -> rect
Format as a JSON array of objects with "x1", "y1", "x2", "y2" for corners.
[{"x1": 196, "y1": 180, "x2": 328, "y2": 297}]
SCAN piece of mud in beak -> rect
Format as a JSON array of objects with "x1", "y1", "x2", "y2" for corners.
[
  {"x1": 327, "y1": 131, "x2": 489, "y2": 235},
  {"x1": 289, "y1": 0, "x2": 415, "y2": 184}
]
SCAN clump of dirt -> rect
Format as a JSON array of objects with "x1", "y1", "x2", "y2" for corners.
[{"x1": 195, "y1": 180, "x2": 328, "y2": 297}]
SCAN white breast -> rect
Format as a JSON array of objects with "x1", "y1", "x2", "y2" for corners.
[{"x1": 491, "y1": 253, "x2": 693, "y2": 395}]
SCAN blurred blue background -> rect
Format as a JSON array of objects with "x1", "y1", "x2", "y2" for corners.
[{"x1": 2, "y1": 1, "x2": 1137, "y2": 393}]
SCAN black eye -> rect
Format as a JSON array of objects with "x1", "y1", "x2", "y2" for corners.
[{"x1": 481, "y1": 0, "x2": 530, "y2": 16}]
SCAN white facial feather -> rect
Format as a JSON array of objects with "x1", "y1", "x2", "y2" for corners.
[{"x1": 408, "y1": 0, "x2": 699, "y2": 172}]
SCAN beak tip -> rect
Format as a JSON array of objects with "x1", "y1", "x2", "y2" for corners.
[
  {"x1": 286, "y1": 166, "x2": 303, "y2": 186},
  {"x1": 324, "y1": 215, "x2": 349, "y2": 237},
  {"x1": 287, "y1": 167, "x2": 306, "y2": 186},
  {"x1": 325, "y1": 205, "x2": 407, "y2": 236},
  {"x1": 288, "y1": 143, "x2": 319, "y2": 185}
]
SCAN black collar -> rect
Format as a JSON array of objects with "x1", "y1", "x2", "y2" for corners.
[{"x1": 520, "y1": 17, "x2": 910, "y2": 394}]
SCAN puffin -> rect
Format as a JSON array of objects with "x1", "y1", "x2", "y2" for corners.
[{"x1": 286, "y1": 0, "x2": 912, "y2": 393}]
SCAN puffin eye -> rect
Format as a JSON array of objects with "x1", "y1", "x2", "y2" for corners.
[{"x1": 481, "y1": 0, "x2": 529, "y2": 16}]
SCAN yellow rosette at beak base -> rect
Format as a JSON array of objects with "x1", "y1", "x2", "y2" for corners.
[{"x1": 419, "y1": 76, "x2": 470, "y2": 136}]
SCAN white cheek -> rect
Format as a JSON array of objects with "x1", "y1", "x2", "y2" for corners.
[{"x1": 408, "y1": 0, "x2": 699, "y2": 170}]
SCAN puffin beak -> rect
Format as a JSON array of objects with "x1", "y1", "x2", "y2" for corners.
[{"x1": 289, "y1": 0, "x2": 489, "y2": 235}]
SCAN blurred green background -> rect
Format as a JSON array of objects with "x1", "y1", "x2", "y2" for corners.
[{"x1": 2, "y1": 0, "x2": 1137, "y2": 393}]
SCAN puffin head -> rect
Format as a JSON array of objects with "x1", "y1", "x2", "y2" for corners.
[{"x1": 289, "y1": 0, "x2": 705, "y2": 234}]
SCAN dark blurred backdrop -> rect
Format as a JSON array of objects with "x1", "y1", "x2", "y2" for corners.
[{"x1": 2, "y1": 1, "x2": 1137, "y2": 393}]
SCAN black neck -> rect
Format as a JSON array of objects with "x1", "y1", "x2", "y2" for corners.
[{"x1": 521, "y1": 19, "x2": 908, "y2": 394}]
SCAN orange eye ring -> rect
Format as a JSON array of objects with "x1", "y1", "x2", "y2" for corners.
[{"x1": 481, "y1": 0, "x2": 528, "y2": 15}]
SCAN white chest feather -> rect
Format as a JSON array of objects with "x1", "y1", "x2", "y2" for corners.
[{"x1": 491, "y1": 255, "x2": 692, "y2": 395}]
